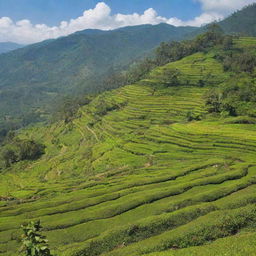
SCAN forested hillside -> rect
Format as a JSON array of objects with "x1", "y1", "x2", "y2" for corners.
[
  {"x1": 0, "y1": 26, "x2": 256, "y2": 255},
  {"x1": 0, "y1": 23, "x2": 196, "y2": 128},
  {"x1": 219, "y1": 3, "x2": 256, "y2": 36}
]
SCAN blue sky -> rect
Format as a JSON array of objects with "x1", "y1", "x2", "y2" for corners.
[
  {"x1": 0, "y1": 0, "x2": 202, "y2": 26},
  {"x1": 0, "y1": 0, "x2": 255, "y2": 44}
]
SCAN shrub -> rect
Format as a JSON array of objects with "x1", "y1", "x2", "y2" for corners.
[
  {"x1": 205, "y1": 74, "x2": 256, "y2": 117},
  {"x1": 161, "y1": 69, "x2": 180, "y2": 87},
  {"x1": 2, "y1": 148, "x2": 18, "y2": 167},
  {"x1": 17, "y1": 140, "x2": 45, "y2": 161},
  {"x1": 1, "y1": 139, "x2": 45, "y2": 168},
  {"x1": 53, "y1": 96, "x2": 91, "y2": 123},
  {"x1": 222, "y1": 35, "x2": 233, "y2": 50},
  {"x1": 186, "y1": 111, "x2": 202, "y2": 122},
  {"x1": 20, "y1": 220, "x2": 53, "y2": 256}
]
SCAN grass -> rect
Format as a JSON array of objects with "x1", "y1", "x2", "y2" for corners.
[{"x1": 0, "y1": 40, "x2": 256, "y2": 255}]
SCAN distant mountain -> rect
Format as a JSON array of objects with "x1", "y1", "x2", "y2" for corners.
[
  {"x1": 219, "y1": 3, "x2": 256, "y2": 36},
  {"x1": 0, "y1": 42, "x2": 24, "y2": 54},
  {"x1": 0, "y1": 23, "x2": 196, "y2": 123},
  {"x1": 1, "y1": 2, "x2": 256, "y2": 126}
]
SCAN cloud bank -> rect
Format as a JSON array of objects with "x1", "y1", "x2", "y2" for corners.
[{"x1": 0, "y1": 0, "x2": 255, "y2": 44}]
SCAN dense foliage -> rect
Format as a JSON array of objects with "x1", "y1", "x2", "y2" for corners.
[
  {"x1": 1, "y1": 137, "x2": 45, "y2": 167},
  {"x1": 52, "y1": 96, "x2": 91, "y2": 123},
  {"x1": 206, "y1": 75, "x2": 256, "y2": 117},
  {"x1": 206, "y1": 37, "x2": 256, "y2": 117}
]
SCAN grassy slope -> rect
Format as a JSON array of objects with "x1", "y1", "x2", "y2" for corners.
[{"x1": 0, "y1": 38, "x2": 256, "y2": 256}]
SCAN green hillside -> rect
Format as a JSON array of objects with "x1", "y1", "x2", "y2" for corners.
[
  {"x1": 0, "y1": 24, "x2": 196, "y2": 126},
  {"x1": 0, "y1": 36, "x2": 256, "y2": 255},
  {"x1": 1, "y1": 3, "x2": 256, "y2": 131}
]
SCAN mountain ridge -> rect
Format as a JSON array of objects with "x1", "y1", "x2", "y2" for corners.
[
  {"x1": 0, "y1": 4, "x2": 256, "y2": 129},
  {"x1": 0, "y1": 42, "x2": 24, "y2": 54},
  {"x1": 0, "y1": 23, "x2": 196, "y2": 125}
]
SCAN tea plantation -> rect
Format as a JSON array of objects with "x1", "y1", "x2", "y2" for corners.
[{"x1": 0, "y1": 37, "x2": 256, "y2": 256}]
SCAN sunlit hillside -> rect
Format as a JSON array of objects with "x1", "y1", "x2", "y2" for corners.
[{"x1": 0, "y1": 36, "x2": 256, "y2": 256}]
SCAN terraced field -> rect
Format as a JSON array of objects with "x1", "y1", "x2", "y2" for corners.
[
  {"x1": 1, "y1": 43, "x2": 256, "y2": 255},
  {"x1": 234, "y1": 36, "x2": 256, "y2": 48}
]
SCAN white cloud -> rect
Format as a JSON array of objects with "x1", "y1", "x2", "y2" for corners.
[
  {"x1": 196, "y1": 0, "x2": 256, "y2": 15},
  {"x1": 176, "y1": 0, "x2": 256, "y2": 29},
  {"x1": 193, "y1": 0, "x2": 256, "y2": 25},
  {"x1": 0, "y1": 1, "x2": 255, "y2": 44},
  {"x1": 165, "y1": 12, "x2": 223, "y2": 27}
]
